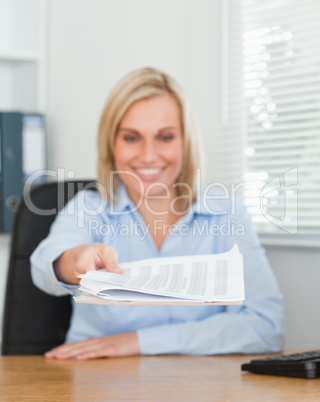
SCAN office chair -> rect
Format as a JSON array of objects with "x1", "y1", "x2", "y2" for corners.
[{"x1": 1, "y1": 180, "x2": 96, "y2": 355}]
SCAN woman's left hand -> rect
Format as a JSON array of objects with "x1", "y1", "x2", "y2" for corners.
[{"x1": 44, "y1": 332, "x2": 140, "y2": 360}]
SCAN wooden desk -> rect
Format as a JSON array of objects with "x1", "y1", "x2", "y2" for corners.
[{"x1": 0, "y1": 354, "x2": 319, "y2": 401}]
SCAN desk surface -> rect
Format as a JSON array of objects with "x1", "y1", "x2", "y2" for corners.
[{"x1": 1, "y1": 354, "x2": 319, "y2": 401}]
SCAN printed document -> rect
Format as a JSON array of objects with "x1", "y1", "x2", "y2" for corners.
[{"x1": 74, "y1": 244, "x2": 244, "y2": 305}]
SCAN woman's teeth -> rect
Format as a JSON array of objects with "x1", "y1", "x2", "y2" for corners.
[{"x1": 138, "y1": 168, "x2": 161, "y2": 176}]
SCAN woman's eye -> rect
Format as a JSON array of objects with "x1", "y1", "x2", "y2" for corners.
[
  {"x1": 160, "y1": 135, "x2": 174, "y2": 142},
  {"x1": 124, "y1": 136, "x2": 139, "y2": 142}
]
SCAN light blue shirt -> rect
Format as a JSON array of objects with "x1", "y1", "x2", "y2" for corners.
[{"x1": 31, "y1": 185, "x2": 284, "y2": 355}]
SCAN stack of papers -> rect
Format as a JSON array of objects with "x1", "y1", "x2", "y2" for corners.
[{"x1": 74, "y1": 244, "x2": 245, "y2": 305}]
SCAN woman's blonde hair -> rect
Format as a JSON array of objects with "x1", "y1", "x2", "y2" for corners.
[{"x1": 97, "y1": 67, "x2": 202, "y2": 209}]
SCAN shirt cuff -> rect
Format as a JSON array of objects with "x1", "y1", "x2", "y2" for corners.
[
  {"x1": 137, "y1": 323, "x2": 182, "y2": 355},
  {"x1": 31, "y1": 243, "x2": 79, "y2": 296}
]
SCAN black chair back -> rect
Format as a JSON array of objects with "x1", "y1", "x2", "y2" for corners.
[{"x1": 1, "y1": 180, "x2": 96, "y2": 355}]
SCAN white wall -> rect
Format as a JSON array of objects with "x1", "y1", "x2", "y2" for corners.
[
  {"x1": 1, "y1": 0, "x2": 319, "y2": 352},
  {"x1": 47, "y1": 0, "x2": 222, "y2": 184},
  {"x1": 266, "y1": 246, "x2": 320, "y2": 350}
]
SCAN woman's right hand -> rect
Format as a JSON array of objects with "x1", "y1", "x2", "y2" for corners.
[{"x1": 53, "y1": 243, "x2": 122, "y2": 285}]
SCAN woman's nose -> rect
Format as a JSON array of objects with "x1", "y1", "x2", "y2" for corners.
[{"x1": 141, "y1": 141, "x2": 158, "y2": 163}]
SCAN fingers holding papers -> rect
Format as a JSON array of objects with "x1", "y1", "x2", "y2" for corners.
[
  {"x1": 75, "y1": 243, "x2": 123, "y2": 275},
  {"x1": 54, "y1": 243, "x2": 123, "y2": 285}
]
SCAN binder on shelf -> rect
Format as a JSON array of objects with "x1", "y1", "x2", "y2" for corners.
[
  {"x1": 22, "y1": 114, "x2": 46, "y2": 185},
  {"x1": 0, "y1": 112, "x2": 46, "y2": 233},
  {"x1": 0, "y1": 112, "x2": 23, "y2": 233}
]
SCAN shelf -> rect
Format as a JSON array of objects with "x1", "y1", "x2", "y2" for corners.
[
  {"x1": 0, "y1": 0, "x2": 47, "y2": 113},
  {"x1": 0, "y1": 62, "x2": 39, "y2": 111},
  {"x1": 0, "y1": 51, "x2": 40, "y2": 62},
  {"x1": 259, "y1": 233, "x2": 320, "y2": 248}
]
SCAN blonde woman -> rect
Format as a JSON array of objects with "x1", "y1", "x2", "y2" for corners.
[{"x1": 31, "y1": 67, "x2": 284, "y2": 360}]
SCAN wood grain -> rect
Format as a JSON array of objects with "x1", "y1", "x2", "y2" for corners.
[{"x1": 0, "y1": 354, "x2": 319, "y2": 401}]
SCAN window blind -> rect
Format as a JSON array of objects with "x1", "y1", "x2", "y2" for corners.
[{"x1": 223, "y1": 0, "x2": 320, "y2": 245}]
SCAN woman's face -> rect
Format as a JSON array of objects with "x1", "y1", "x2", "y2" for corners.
[{"x1": 114, "y1": 93, "x2": 184, "y2": 203}]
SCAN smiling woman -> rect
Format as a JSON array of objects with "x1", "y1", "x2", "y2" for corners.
[{"x1": 30, "y1": 67, "x2": 284, "y2": 361}]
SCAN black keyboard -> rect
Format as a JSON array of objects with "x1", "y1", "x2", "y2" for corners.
[{"x1": 241, "y1": 350, "x2": 320, "y2": 379}]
